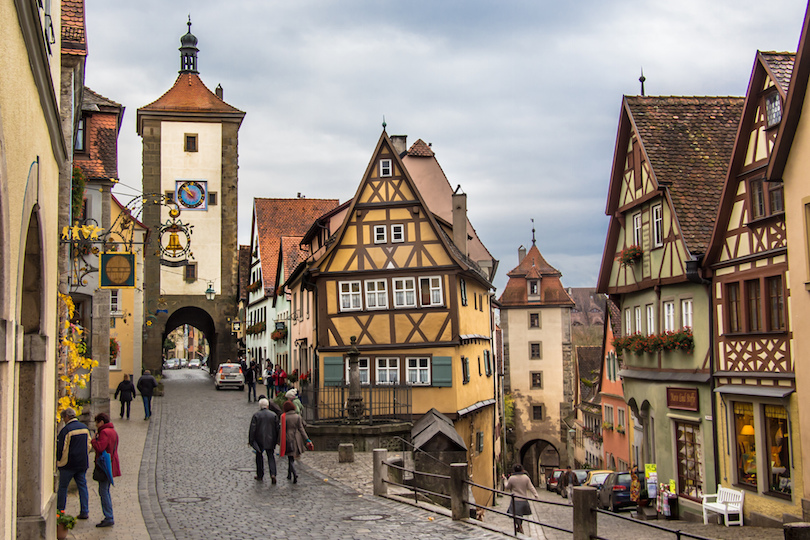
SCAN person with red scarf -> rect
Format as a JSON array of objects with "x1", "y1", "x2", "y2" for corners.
[{"x1": 279, "y1": 401, "x2": 311, "y2": 483}]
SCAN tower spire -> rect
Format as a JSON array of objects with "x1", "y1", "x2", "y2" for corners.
[
  {"x1": 179, "y1": 17, "x2": 199, "y2": 74},
  {"x1": 531, "y1": 218, "x2": 536, "y2": 246},
  {"x1": 639, "y1": 68, "x2": 646, "y2": 96}
]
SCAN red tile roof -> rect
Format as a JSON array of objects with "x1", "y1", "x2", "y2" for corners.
[
  {"x1": 626, "y1": 96, "x2": 743, "y2": 255},
  {"x1": 761, "y1": 52, "x2": 795, "y2": 92},
  {"x1": 279, "y1": 236, "x2": 308, "y2": 283},
  {"x1": 254, "y1": 198, "x2": 340, "y2": 295},
  {"x1": 407, "y1": 139, "x2": 435, "y2": 157},
  {"x1": 75, "y1": 88, "x2": 123, "y2": 180},
  {"x1": 499, "y1": 243, "x2": 574, "y2": 306},
  {"x1": 61, "y1": 0, "x2": 86, "y2": 56},
  {"x1": 139, "y1": 73, "x2": 243, "y2": 115}
]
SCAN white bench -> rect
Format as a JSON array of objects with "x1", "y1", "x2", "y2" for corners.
[{"x1": 702, "y1": 485, "x2": 744, "y2": 526}]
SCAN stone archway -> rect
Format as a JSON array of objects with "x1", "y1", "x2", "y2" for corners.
[
  {"x1": 518, "y1": 439, "x2": 561, "y2": 487},
  {"x1": 163, "y1": 307, "x2": 217, "y2": 370},
  {"x1": 16, "y1": 208, "x2": 47, "y2": 534}
]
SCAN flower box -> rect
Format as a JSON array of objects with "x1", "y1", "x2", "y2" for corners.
[
  {"x1": 270, "y1": 328, "x2": 287, "y2": 341},
  {"x1": 616, "y1": 245, "x2": 643, "y2": 266}
]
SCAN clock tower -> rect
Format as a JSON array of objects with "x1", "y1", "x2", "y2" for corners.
[{"x1": 137, "y1": 21, "x2": 245, "y2": 373}]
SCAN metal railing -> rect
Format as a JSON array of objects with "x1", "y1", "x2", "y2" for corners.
[
  {"x1": 300, "y1": 385, "x2": 411, "y2": 424},
  {"x1": 593, "y1": 508, "x2": 715, "y2": 540}
]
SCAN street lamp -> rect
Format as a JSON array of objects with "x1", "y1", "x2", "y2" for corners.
[{"x1": 205, "y1": 281, "x2": 216, "y2": 301}]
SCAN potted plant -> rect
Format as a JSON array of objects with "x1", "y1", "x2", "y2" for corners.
[
  {"x1": 57, "y1": 510, "x2": 76, "y2": 539},
  {"x1": 616, "y1": 245, "x2": 643, "y2": 267}
]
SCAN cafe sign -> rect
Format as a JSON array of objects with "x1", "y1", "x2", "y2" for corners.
[{"x1": 667, "y1": 387, "x2": 699, "y2": 412}]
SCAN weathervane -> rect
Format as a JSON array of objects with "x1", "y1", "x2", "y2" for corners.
[{"x1": 531, "y1": 218, "x2": 536, "y2": 246}]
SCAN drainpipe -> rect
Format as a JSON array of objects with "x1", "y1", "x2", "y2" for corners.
[{"x1": 685, "y1": 257, "x2": 720, "y2": 489}]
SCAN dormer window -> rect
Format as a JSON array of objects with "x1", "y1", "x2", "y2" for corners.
[
  {"x1": 529, "y1": 280, "x2": 539, "y2": 296},
  {"x1": 765, "y1": 91, "x2": 782, "y2": 128},
  {"x1": 380, "y1": 159, "x2": 392, "y2": 177}
]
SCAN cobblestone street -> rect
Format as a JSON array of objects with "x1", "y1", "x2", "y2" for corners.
[{"x1": 65, "y1": 369, "x2": 789, "y2": 539}]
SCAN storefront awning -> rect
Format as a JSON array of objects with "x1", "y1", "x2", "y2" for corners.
[
  {"x1": 713, "y1": 385, "x2": 794, "y2": 399},
  {"x1": 457, "y1": 399, "x2": 495, "y2": 417}
]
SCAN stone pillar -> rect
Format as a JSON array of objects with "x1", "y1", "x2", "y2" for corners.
[
  {"x1": 373, "y1": 449, "x2": 388, "y2": 496},
  {"x1": 572, "y1": 486, "x2": 598, "y2": 540},
  {"x1": 346, "y1": 336, "x2": 363, "y2": 420},
  {"x1": 450, "y1": 462, "x2": 469, "y2": 520},
  {"x1": 784, "y1": 523, "x2": 810, "y2": 540}
]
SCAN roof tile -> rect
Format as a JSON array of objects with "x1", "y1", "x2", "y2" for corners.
[
  {"x1": 761, "y1": 52, "x2": 795, "y2": 92},
  {"x1": 139, "y1": 73, "x2": 243, "y2": 114}
]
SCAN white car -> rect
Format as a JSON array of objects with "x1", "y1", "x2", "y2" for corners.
[
  {"x1": 215, "y1": 363, "x2": 244, "y2": 390},
  {"x1": 188, "y1": 358, "x2": 201, "y2": 369}
]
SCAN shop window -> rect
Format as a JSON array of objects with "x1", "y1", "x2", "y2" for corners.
[
  {"x1": 765, "y1": 405, "x2": 791, "y2": 496},
  {"x1": 734, "y1": 402, "x2": 758, "y2": 487},
  {"x1": 675, "y1": 421, "x2": 703, "y2": 499}
]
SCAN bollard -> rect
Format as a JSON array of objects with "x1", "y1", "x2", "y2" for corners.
[
  {"x1": 450, "y1": 463, "x2": 469, "y2": 520},
  {"x1": 373, "y1": 448, "x2": 388, "y2": 496},
  {"x1": 338, "y1": 443, "x2": 354, "y2": 463},
  {"x1": 572, "y1": 486, "x2": 598, "y2": 540},
  {"x1": 785, "y1": 522, "x2": 810, "y2": 540}
]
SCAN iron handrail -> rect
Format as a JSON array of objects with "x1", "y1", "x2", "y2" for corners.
[
  {"x1": 385, "y1": 461, "x2": 450, "y2": 480},
  {"x1": 392, "y1": 436, "x2": 453, "y2": 469},
  {"x1": 594, "y1": 508, "x2": 715, "y2": 540}
]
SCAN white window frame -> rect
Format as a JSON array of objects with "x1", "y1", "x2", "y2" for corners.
[
  {"x1": 633, "y1": 213, "x2": 642, "y2": 246},
  {"x1": 681, "y1": 298, "x2": 693, "y2": 329},
  {"x1": 391, "y1": 224, "x2": 405, "y2": 243},
  {"x1": 634, "y1": 306, "x2": 642, "y2": 335},
  {"x1": 364, "y1": 279, "x2": 388, "y2": 310},
  {"x1": 406, "y1": 357, "x2": 431, "y2": 385},
  {"x1": 110, "y1": 290, "x2": 120, "y2": 316},
  {"x1": 663, "y1": 301, "x2": 676, "y2": 332},
  {"x1": 625, "y1": 309, "x2": 632, "y2": 335},
  {"x1": 393, "y1": 277, "x2": 416, "y2": 308},
  {"x1": 604, "y1": 404, "x2": 615, "y2": 425},
  {"x1": 339, "y1": 281, "x2": 362, "y2": 312},
  {"x1": 373, "y1": 224, "x2": 387, "y2": 244},
  {"x1": 345, "y1": 357, "x2": 370, "y2": 385},
  {"x1": 376, "y1": 357, "x2": 399, "y2": 384},
  {"x1": 646, "y1": 304, "x2": 655, "y2": 335},
  {"x1": 652, "y1": 204, "x2": 663, "y2": 247},
  {"x1": 419, "y1": 276, "x2": 443, "y2": 307},
  {"x1": 618, "y1": 407, "x2": 626, "y2": 429},
  {"x1": 380, "y1": 159, "x2": 392, "y2": 177}
]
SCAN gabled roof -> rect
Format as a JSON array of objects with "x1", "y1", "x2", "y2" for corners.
[
  {"x1": 411, "y1": 408, "x2": 466, "y2": 451},
  {"x1": 252, "y1": 198, "x2": 340, "y2": 296},
  {"x1": 280, "y1": 236, "x2": 307, "y2": 284},
  {"x1": 61, "y1": 0, "x2": 87, "y2": 57},
  {"x1": 76, "y1": 87, "x2": 124, "y2": 181},
  {"x1": 706, "y1": 52, "x2": 795, "y2": 265},
  {"x1": 136, "y1": 73, "x2": 244, "y2": 134},
  {"x1": 83, "y1": 87, "x2": 122, "y2": 111},
  {"x1": 499, "y1": 243, "x2": 574, "y2": 306}
]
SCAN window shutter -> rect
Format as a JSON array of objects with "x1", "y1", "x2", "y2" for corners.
[
  {"x1": 432, "y1": 356, "x2": 452, "y2": 387},
  {"x1": 323, "y1": 356, "x2": 344, "y2": 386}
]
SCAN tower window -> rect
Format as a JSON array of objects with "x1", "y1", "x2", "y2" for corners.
[
  {"x1": 185, "y1": 134, "x2": 198, "y2": 152},
  {"x1": 184, "y1": 263, "x2": 197, "y2": 281}
]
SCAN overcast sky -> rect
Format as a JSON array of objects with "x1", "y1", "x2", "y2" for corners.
[{"x1": 85, "y1": 0, "x2": 808, "y2": 293}]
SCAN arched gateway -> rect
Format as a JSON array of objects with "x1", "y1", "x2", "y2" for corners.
[{"x1": 519, "y1": 438, "x2": 562, "y2": 487}]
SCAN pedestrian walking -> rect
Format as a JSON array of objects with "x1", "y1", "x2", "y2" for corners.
[
  {"x1": 559, "y1": 466, "x2": 579, "y2": 504},
  {"x1": 137, "y1": 369, "x2": 158, "y2": 420},
  {"x1": 279, "y1": 400, "x2": 312, "y2": 483},
  {"x1": 56, "y1": 408, "x2": 91, "y2": 520},
  {"x1": 264, "y1": 361, "x2": 274, "y2": 397},
  {"x1": 114, "y1": 374, "x2": 137, "y2": 419},
  {"x1": 249, "y1": 398, "x2": 280, "y2": 483},
  {"x1": 285, "y1": 388, "x2": 304, "y2": 415},
  {"x1": 91, "y1": 413, "x2": 121, "y2": 528},
  {"x1": 273, "y1": 364, "x2": 287, "y2": 397},
  {"x1": 246, "y1": 360, "x2": 258, "y2": 402},
  {"x1": 503, "y1": 463, "x2": 538, "y2": 535}
]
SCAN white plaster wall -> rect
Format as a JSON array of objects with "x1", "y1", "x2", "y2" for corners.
[{"x1": 160, "y1": 122, "x2": 222, "y2": 294}]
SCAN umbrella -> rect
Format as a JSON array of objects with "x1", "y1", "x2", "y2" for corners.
[{"x1": 99, "y1": 451, "x2": 114, "y2": 486}]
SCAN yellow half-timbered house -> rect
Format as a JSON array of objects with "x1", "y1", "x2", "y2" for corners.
[
  {"x1": 704, "y1": 51, "x2": 803, "y2": 525},
  {"x1": 301, "y1": 131, "x2": 497, "y2": 502},
  {"x1": 598, "y1": 96, "x2": 742, "y2": 519}
]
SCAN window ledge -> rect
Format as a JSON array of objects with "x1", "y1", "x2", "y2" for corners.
[
  {"x1": 765, "y1": 490, "x2": 792, "y2": 501},
  {"x1": 722, "y1": 331, "x2": 788, "y2": 338},
  {"x1": 745, "y1": 211, "x2": 785, "y2": 227}
]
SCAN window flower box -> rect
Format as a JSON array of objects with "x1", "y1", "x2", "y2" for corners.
[
  {"x1": 246, "y1": 280, "x2": 262, "y2": 294},
  {"x1": 270, "y1": 328, "x2": 287, "y2": 341},
  {"x1": 616, "y1": 245, "x2": 643, "y2": 266}
]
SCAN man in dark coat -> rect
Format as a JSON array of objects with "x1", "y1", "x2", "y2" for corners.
[
  {"x1": 57, "y1": 408, "x2": 91, "y2": 519},
  {"x1": 559, "y1": 466, "x2": 579, "y2": 504},
  {"x1": 137, "y1": 370, "x2": 158, "y2": 420},
  {"x1": 114, "y1": 374, "x2": 137, "y2": 419},
  {"x1": 249, "y1": 398, "x2": 280, "y2": 483},
  {"x1": 245, "y1": 360, "x2": 258, "y2": 402}
]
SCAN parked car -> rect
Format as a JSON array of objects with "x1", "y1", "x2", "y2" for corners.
[
  {"x1": 188, "y1": 358, "x2": 201, "y2": 369},
  {"x1": 597, "y1": 471, "x2": 636, "y2": 512},
  {"x1": 163, "y1": 358, "x2": 179, "y2": 370},
  {"x1": 558, "y1": 469, "x2": 590, "y2": 497},
  {"x1": 180, "y1": 358, "x2": 189, "y2": 368},
  {"x1": 215, "y1": 363, "x2": 244, "y2": 390},
  {"x1": 547, "y1": 469, "x2": 563, "y2": 492},
  {"x1": 584, "y1": 469, "x2": 613, "y2": 490}
]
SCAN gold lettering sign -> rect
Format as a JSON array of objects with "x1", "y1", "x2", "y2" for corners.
[{"x1": 667, "y1": 387, "x2": 699, "y2": 412}]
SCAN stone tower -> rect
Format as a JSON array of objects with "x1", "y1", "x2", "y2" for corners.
[{"x1": 137, "y1": 21, "x2": 245, "y2": 374}]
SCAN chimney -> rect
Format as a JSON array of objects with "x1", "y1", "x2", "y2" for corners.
[
  {"x1": 518, "y1": 245, "x2": 526, "y2": 263},
  {"x1": 216, "y1": 84, "x2": 223, "y2": 100},
  {"x1": 452, "y1": 191, "x2": 467, "y2": 256},
  {"x1": 391, "y1": 135, "x2": 407, "y2": 156}
]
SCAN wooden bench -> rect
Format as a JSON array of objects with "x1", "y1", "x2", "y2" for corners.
[{"x1": 702, "y1": 485, "x2": 744, "y2": 526}]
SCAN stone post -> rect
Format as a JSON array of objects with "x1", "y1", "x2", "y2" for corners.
[
  {"x1": 373, "y1": 448, "x2": 388, "y2": 496},
  {"x1": 785, "y1": 523, "x2": 810, "y2": 540},
  {"x1": 346, "y1": 336, "x2": 364, "y2": 419},
  {"x1": 572, "y1": 486, "x2": 598, "y2": 540},
  {"x1": 450, "y1": 462, "x2": 469, "y2": 520}
]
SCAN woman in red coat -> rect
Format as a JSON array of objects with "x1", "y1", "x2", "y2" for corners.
[{"x1": 91, "y1": 413, "x2": 121, "y2": 528}]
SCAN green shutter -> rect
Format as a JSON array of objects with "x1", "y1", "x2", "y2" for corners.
[
  {"x1": 432, "y1": 356, "x2": 452, "y2": 387},
  {"x1": 323, "y1": 356, "x2": 344, "y2": 386}
]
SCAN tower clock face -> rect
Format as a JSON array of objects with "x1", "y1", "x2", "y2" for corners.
[{"x1": 176, "y1": 181, "x2": 206, "y2": 209}]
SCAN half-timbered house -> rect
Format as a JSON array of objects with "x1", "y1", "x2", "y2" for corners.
[
  {"x1": 599, "y1": 300, "x2": 631, "y2": 472},
  {"x1": 597, "y1": 95, "x2": 742, "y2": 519},
  {"x1": 298, "y1": 131, "x2": 498, "y2": 502},
  {"x1": 704, "y1": 50, "x2": 803, "y2": 525}
]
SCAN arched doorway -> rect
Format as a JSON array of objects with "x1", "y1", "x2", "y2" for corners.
[
  {"x1": 519, "y1": 439, "x2": 561, "y2": 487},
  {"x1": 163, "y1": 307, "x2": 217, "y2": 370}
]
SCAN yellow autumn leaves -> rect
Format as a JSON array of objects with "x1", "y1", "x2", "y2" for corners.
[{"x1": 57, "y1": 293, "x2": 98, "y2": 421}]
